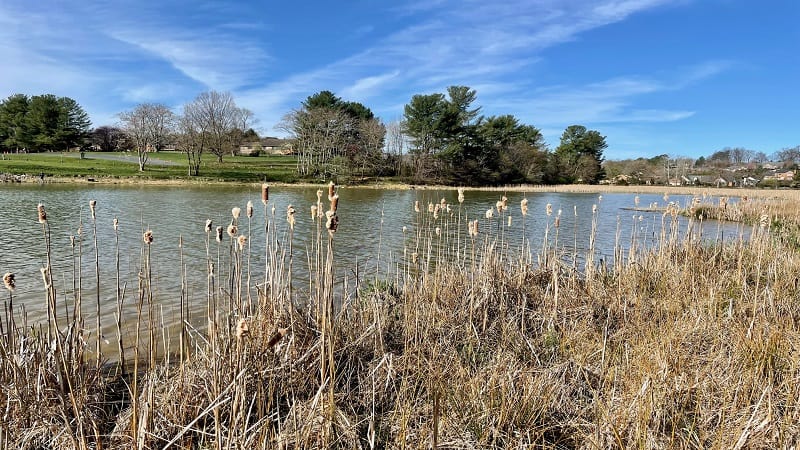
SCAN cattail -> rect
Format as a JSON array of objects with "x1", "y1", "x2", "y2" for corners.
[
  {"x1": 546, "y1": 203, "x2": 552, "y2": 216},
  {"x1": 205, "y1": 219, "x2": 213, "y2": 233},
  {"x1": 457, "y1": 188, "x2": 465, "y2": 204},
  {"x1": 2, "y1": 272, "x2": 14, "y2": 292},
  {"x1": 236, "y1": 318, "x2": 250, "y2": 340},
  {"x1": 485, "y1": 209, "x2": 494, "y2": 219},
  {"x1": 592, "y1": 204, "x2": 597, "y2": 214},
  {"x1": 402, "y1": 226, "x2": 407, "y2": 234},
  {"x1": 428, "y1": 203, "x2": 434, "y2": 213},
  {"x1": 471, "y1": 219, "x2": 479, "y2": 236},
  {"x1": 328, "y1": 181, "x2": 336, "y2": 201},
  {"x1": 77, "y1": 225, "x2": 82, "y2": 236},
  {"x1": 267, "y1": 327, "x2": 288, "y2": 349},
  {"x1": 261, "y1": 184, "x2": 269, "y2": 205},
  {"x1": 215, "y1": 226, "x2": 224, "y2": 242},
  {"x1": 435, "y1": 227, "x2": 441, "y2": 236},
  {"x1": 440, "y1": 198, "x2": 446, "y2": 208},
  {"x1": 287, "y1": 205, "x2": 296, "y2": 229},
  {"x1": 113, "y1": 217, "x2": 119, "y2": 231},
  {"x1": 598, "y1": 195, "x2": 603, "y2": 202},
  {"x1": 415, "y1": 201, "x2": 420, "y2": 213},
  {"x1": 232, "y1": 207, "x2": 241, "y2": 220},
  {"x1": 237, "y1": 235, "x2": 247, "y2": 250},
  {"x1": 271, "y1": 204, "x2": 275, "y2": 216},
  {"x1": 760, "y1": 214, "x2": 769, "y2": 229},
  {"x1": 316, "y1": 189, "x2": 323, "y2": 202},
  {"x1": 209, "y1": 262, "x2": 215, "y2": 278},
  {"x1": 554, "y1": 215, "x2": 560, "y2": 228},
  {"x1": 40, "y1": 266, "x2": 51, "y2": 289},
  {"x1": 433, "y1": 203, "x2": 440, "y2": 219},
  {"x1": 179, "y1": 235, "x2": 183, "y2": 248},
  {"x1": 495, "y1": 200, "x2": 503, "y2": 212},
  {"x1": 500, "y1": 196, "x2": 508, "y2": 211},
  {"x1": 411, "y1": 252, "x2": 418, "y2": 264},
  {"x1": 508, "y1": 216, "x2": 512, "y2": 227},
  {"x1": 89, "y1": 199, "x2": 97, "y2": 219},
  {"x1": 521, "y1": 198, "x2": 529, "y2": 216},
  {"x1": 143, "y1": 230, "x2": 153, "y2": 245},
  {"x1": 246, "y1": 200, "x2": 254, "y2": 218},
  {"x1": 310, "y1": 205, "x2": 318, "y2": 219},
  {"x1": 227, "y1": 223, "x2": 237, "y2": 237},
  {"x1": 70, "y1": 235, "x2": 75, "y2": 247},
  {"x1": 719, "y1": 197, "x2": 728, "y2": 209},
  {"x1": 37, "y1": 203, "x2": 47, "y2": 223},
  {"x1": 330, "y1": 194, "x2": 339, "y2": 213},
  {"x1": 325, "y1": 210, "x2": 339, "y2": 235}
]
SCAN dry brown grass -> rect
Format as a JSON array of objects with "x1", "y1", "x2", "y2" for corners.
[{"x1": 1, "y1": 187, "x2": 800, "y2": 448}]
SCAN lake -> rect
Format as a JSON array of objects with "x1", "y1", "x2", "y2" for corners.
[{"x1": 0, "y1": 183, "x2": 749, "y2": 354}]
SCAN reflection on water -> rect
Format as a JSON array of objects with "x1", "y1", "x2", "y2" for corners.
[{"x1": 0, "y1": 184, "x2": 750, "y2": 345}]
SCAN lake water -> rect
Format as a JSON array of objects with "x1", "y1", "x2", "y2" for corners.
[{"x1": 0, "y1": 183, "x2": 749, "y2": 353}]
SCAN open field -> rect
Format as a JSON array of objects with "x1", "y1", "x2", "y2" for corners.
[
  {"x1": 0, "y1": 151, "x2": 300, "y2": 183},
  {"x1": 1, "y1": 184, "x2": 800, "y2": 448}
]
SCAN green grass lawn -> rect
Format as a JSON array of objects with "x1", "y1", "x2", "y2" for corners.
[{"x1": 0, "y1": 151, "x2": 300, "y2": 183}]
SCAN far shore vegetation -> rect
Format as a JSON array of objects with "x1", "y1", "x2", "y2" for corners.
[{"x1": 3, "y1": 89, "x2": 798, "y2": 189}]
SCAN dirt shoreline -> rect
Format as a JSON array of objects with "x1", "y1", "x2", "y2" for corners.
[{"x1": 4, "y1": 172, "x2": 796, "y2": 199}]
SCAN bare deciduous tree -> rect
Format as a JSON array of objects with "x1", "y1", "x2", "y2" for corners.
[{"x1": 118, "y1": 103, "x2": 175, "y2": 171}]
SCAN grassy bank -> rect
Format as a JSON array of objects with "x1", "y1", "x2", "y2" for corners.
[
  {"x1": 0, "y1": 151, "x2": 300, "y2": 183},
  {"x1": 1, "y1": 186, "x2": 799, "y2": 448}
]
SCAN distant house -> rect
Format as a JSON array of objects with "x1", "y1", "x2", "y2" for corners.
[
  {"x1": 762, "y1": 169, "x2": 795, "y2": 182},
  {"x1": 239, "y1": 137, "x2": 294, "y2": 156},
  {"x1": 741, "y1": 176, "x2": 759, "y2": 187}
]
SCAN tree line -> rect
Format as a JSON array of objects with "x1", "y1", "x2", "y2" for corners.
[
  {"x1": 0, "y1": 87, "x2": 610, "y2": 185},
  {"x1": 282, "y1": 85, "x2": 607, "y2": 185},
  {"x1": 0, "y1": 94, "x2": 91, "y2": 152}
]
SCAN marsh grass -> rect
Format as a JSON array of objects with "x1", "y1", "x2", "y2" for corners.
[{"x1": 1, "y1": 187, "x2": 800, "y2": 448}]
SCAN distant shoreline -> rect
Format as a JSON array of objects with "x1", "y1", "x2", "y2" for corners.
[{"x1": 2, "y1": 172, "x2": 797, "y2": 200}]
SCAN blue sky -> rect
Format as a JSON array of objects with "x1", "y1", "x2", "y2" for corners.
[{"x1": 1, "y1": 0, "x2": 797, "y2": 160}]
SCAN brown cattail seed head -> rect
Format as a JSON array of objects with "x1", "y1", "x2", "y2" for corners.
[
  {"x1": 227, "y1": 223, "x2": 237, "y2": 237},
  {"x1": 325, "y1": 210, "x2": 339, "y2": 235},
  {"x1": 287, "y1": 205, "x2": 296, "y2": 229},
  {"x1": 521, "y1": 198, "x2": 529, "y2": 216},
  {"x1": 232, "y1": 207, "x2": 241, "y2": 220},
  {"x1": 261, "y1": 184, "x2": 269, "y2": 205},
  {"x1": 485, "y1": 209, "x2": 493, "y2": 219},
  {"x1": 237, "y1": 235, "x2": 247, "y2": 251},
  {"x1": 37, "y1": 203, "x2": 47, "y2": 223},
  {"x1": 310, "y1": 205, "x2": 318, "y2": 219},
  {"x1": 89, "y1": 199, "x2": 97, "y2": 219},
  {"x1": 246, "y1": 201, "x2": 254, "y2": 218},
  {"x1": 330, "y1": 194, "x2": 339, "y2": 213},
  {"x1": 328, "y1": 181, "x2": 336, "y2": 201},
  {"x1": 113, "y1": 217, "x2": 119, "y2": 232},
  {"x1": 205, "y1": 219, "x2": 213, "y2": 233},
  {"x1": 457, "y1": 188, "x2": 465, "y2": 204},
  {"x1": 435, "y1": 227, "x2": 441, "y2": 236},
  {"x1": 414, "y1": 201, "x2": 420, "y2": 213},
  {"x1": 428, "y1": 202, "x2": 434, "y2": 213},
  {"x1": 236, "y1": 318, "x2": 250, "y2": 340},
  {"x1": 266, "y1": 327, "x2": 288, "y2": 349},
  {"x1": 143, "y1": 230, "x2": 154, "y2": 245},
  {"x1": 2, "y1": 273, "x2": 15, "y2": 292},
  {"x1": 508, "y1": 216, "x2": 512, "y2": 227},
  {"x1": 70, "y1": 235, "x2": 75, "y2": 247},
  {"x1": 215, "y1": 226, "x2": 223, "y2": 242},
  {"x1": 546, "y1": 203, "x2": 553, "y2": 216}
]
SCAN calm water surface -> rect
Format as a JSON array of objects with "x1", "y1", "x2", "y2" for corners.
[{"x1": 0, "y1": 183, "x2": 749, "y2": 343}]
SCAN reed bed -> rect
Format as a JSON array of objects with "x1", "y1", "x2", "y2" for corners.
[{"x1": 1, "y1": 186, "x2": 799, "y2": 449}]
